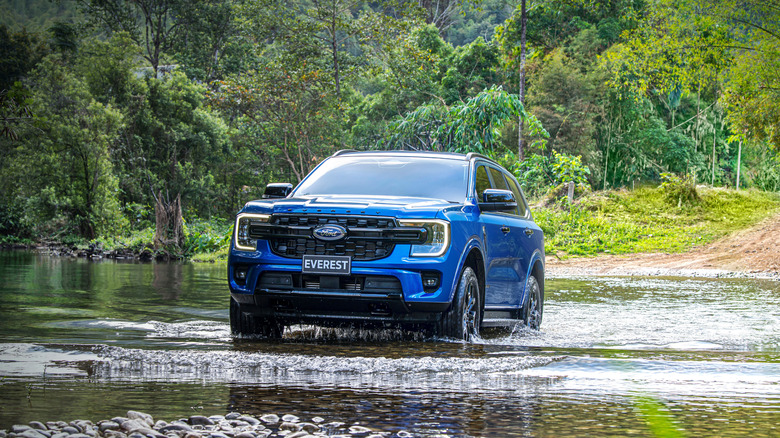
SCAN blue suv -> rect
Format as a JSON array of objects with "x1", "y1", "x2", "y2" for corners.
[{"x1": 228, "y1": 151, "x2": 545, "y2": 341}]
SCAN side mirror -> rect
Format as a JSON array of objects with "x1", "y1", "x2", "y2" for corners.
[
  {"x1": 263, "y1": 183, "x2": 293, "y2": 199},
  {"x1": 480, "y1": 189, "x2": 517, "y2": 212}
]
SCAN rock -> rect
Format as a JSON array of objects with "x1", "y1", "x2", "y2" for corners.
[
  {"x1": 284, "y1": 433, "x2": 310, "y2": 438},
  {"x1": 235, "y1": 417, "x2": 258, "y2": 427},
  {"x1": 111, "y1": 419, "x2": 129, "y2": 426},
  {"x1": 152, "y1": 422, "x2": 167, "y2": 430},
  {"x1": 132, "y1": 428, "x2": 163, "y2": 438},
  {"x1": 278, "y1": 423, "x2": 300, "y2": 432},
  {"x1": 50, "y1": 433, "x2": 69, "y2": 438},
  {"x1": 208, "y1": 433, "x2": 229, "y2": 438},
  {"x1": 71, "y1": 422, "x2": 93, "y2": 432},
  {"x1": 233, "y1": 433, "x2": 254, "y2": 438},
  {"x1": 120, "y1": 420, "x2": 149, "y2": 433},
  {"x1": 158, "y1": 423, "x2": 191, "y2": 434},
  {"x1": 310, "y1": 418, "x2": 324, "y2": 425},
  {"x1": 99, "y1": 422, "x2": 121, "y2": 433},
  {"x1": 11, "y1": 426, "x2": 33, "y2": 434},
  {"x1": 127, "y1": 412, "x2": 154, "y2": 428},
  {"x1": 61, "y1": 427, "x2": 81, "y2": 435},
  {"x1": 258, "y1": 416, "x2": 278, "y2": 426},
  {"x1": 348, "y1": 425, "x2": 372, "y2": 434},
  {"x1": 68, "y1": 434, "x2": 93, "y2": 438},
  {"x1": 223, "y1": 414, "x2": 240, "y2": 421},
  {"x1": 28, "y1": 423, "x2": 47, "y2": 431},
  {"x1": 187, "y1": 417, "x2": 213, "y2": 427},
  {"x1": 104, "y1": 431, "x2": 127, "y2": 438},
  {"x1": 16, "y1": 430, "x2": 47, "y2": 438},
  {"x1": 297, "y1": 424, "x2": 319, "y2": 434},
  {"x1": 183, "y1": 432, "x2": 203, "y2": 438},
  {"x1": 280, "y1": 415, "x2": 299, "y2": 424}
]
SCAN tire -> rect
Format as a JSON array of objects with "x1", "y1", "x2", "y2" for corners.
[
  {"x1": 522, "y1": 275, "x2": 543, "y2": 329},
  {"x1": 230, "y1": 297, "x2": 283, "y2": 339},
  {"x1": 437, "y1": 266, "x2": 482, "y2": 341}
]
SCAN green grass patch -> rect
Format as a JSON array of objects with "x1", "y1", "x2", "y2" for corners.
[{"x1": 535, "y1": 186, "x2": 780, "y2": 258}]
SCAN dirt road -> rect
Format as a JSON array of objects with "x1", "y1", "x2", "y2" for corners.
[{"x1": 546, "y1": 212, "x2": 780, "y2": 279}]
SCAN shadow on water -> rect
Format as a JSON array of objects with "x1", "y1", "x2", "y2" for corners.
[{"x1": 0, "y1": 251, "x2": 779, "y2": 436}]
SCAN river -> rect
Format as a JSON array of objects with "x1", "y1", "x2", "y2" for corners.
[{"x1": 0, "y1": 250, "x2": 778, "y2": 437}]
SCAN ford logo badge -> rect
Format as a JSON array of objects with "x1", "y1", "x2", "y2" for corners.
[{"x1": 313, "y1": 224, "x2": 347, "y2": 241}]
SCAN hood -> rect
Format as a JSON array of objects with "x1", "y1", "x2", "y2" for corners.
[{"x1": 243, "y1": 195, "x2": 460, "y2": 217}]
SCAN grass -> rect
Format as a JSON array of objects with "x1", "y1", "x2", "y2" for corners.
[{"x1": 534, "y1": 186, "x2": 780, "y2": 258}]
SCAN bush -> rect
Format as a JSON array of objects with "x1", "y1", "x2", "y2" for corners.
[{"x1": 659, "y1": 173, "x2": 699, "y2": 206}]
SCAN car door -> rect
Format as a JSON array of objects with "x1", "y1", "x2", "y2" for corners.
[{"x1": 477, "y1": 164, "x2": 527, "y2": 308}]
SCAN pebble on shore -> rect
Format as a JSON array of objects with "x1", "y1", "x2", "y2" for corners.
[{"x1": 0, "y1": 411, "x2": 388, "y2": 438}]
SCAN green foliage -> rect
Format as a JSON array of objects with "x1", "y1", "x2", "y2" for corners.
[
  {"x1": 5, "y1": 54, "x2": 127, "y2": 239},
  {"x1": 659, "y1": 173, "x2": 699, "y2": 206},
  {"x1": 551, "y1": 150, "x2": 591, "y2": 186},
  {"x1": 536, "y1": 186, "x2": 780, "y2": 257},
  {"x1": 489, "y1": 149, "x2": 591, "y2": 199},
  {"x1": 182, "y1": 218, "x2": 232, "y2": 256},
  {"x1": 382, "y1": 85, "x2": 548, "y2": 153},
  {"x1": 2, "y1": 0, "x2": 780, "y2": 256},
  {"x1": 0, "y1": 24, "x2": 49, "y2": 90}
]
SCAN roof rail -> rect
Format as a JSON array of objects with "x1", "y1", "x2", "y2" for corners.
[
  {"x1": 465, "y1": 152, "x2": 498, "y2": 164},
  {"x1": 332, "y1": 149, "x2": 358, "y2": 156}
]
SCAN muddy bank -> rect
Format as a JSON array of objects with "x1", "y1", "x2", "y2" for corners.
[{"x1": 547, "y1": 212, "x2": 780, "y2": 280}]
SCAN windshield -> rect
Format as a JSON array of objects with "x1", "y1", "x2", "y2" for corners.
[{"x1": 293, "y1": 156, "x2": 469, "y2": 202}]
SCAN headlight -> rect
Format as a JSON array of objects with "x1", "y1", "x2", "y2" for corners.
[
  {"x1": 398, "y1": 219, "x2": 450, "y2": 257},
  {"x1": 234, "y1": 213, "x2": 270, "y2": 251}
]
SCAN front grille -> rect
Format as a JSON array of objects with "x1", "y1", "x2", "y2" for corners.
[
  {"x1": 258, "y1": 272, "x2": 403, "y2": 295},
  {"x1": 249, "y1": 214, "x2": 425, "y2": 261}
]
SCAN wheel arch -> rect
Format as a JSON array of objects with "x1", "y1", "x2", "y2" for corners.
[
  {"x1": 454, "y1": 239, "x2": 486, "y2": 308},
  {"x1": 523, "y1": 249, "x2": 545, "y2": 300}
]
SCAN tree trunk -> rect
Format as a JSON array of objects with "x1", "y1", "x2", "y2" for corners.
[
  {"x1": 154, "y1": 191, "x2": 184, "y2": 255},
  {"x1": 517, "y1": 0, "x2": 527, "y2": 161},
  {"x1": 736, "y1": 140, "x2": 742, "y2": 190}
]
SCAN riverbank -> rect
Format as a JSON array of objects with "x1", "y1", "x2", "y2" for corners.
[{"x1": 546, "y1": 210, "x2": 780, "y2": 280}]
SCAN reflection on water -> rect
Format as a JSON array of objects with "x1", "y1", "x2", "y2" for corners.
[{"x1": 0, "y1": 251, "x2": 779, "y2": 437}]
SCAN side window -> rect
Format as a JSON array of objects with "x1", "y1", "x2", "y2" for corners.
[
  {"x1": 507, "y1": 177, "x2": 528, "y2": 217},
  {"x1": 488, "y1": 167, "x2": 509, "y2": 191},
  {"x1": 475, "y1": 165, "x2": 491, "y2": 201}
]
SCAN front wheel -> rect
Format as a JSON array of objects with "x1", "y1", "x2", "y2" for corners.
[
  {"x1": 522, "y1": 276, "x2": 543, "y2": 329},
  {"x1": 437, "y1": 266, "x2": 482, "y2": 341},
  {"x1": 230, "y1": 297, "x2": 283, "y2": 339}
]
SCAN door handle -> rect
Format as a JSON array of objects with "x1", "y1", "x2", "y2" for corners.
[
  {"x1": 500, "y1": 226, "x2": 510, "y2": 234},
  {"x1": 524, "y1": 228, "x2": 534, "y2": 236}
]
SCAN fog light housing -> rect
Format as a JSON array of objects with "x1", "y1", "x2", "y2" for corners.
[
  {"x1": 234, "y1": 266, "x2": 249, "y2": 285},
  {"x1": 421, "y1": 271, "x2": 441, "y2": 292}
]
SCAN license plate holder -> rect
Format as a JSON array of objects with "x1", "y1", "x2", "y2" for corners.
[{"x1": 302, "y1": 255, "x2": 352, "y2": 275}]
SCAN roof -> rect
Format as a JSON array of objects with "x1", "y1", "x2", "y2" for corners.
[{"x1": 330, "y1": 149, "x2": 496, "y2": 164}]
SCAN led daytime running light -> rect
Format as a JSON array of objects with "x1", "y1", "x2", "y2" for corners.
[{"x1": 234, "y1": 213, "x2": 270, "y2": 251}]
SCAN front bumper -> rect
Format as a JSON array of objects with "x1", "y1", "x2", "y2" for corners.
[{"x1": 229, "y1": 241, "x2": 460, "y2": 326}]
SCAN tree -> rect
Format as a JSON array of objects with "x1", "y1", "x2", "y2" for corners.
[
  {"x1": 381, "y1": 85, "x2": 547, "y2": 152},
  {"x1": 78, "y1": 0, "x2": 184, "y2": 74},
  {"x1": 5, "y1": 55, "x2": 126, "y2": 238},
  {"x1": 211, "y1": 54, "x2": 340, "y2": 182}
]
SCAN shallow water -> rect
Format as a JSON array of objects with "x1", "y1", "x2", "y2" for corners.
[{"x1": 0, "y1": 251, "x2": 778, "y2": 436}]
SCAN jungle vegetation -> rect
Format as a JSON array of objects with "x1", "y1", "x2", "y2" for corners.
[{"x1": 1, "y1": 0, "x2": 779, "y2": 257}]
